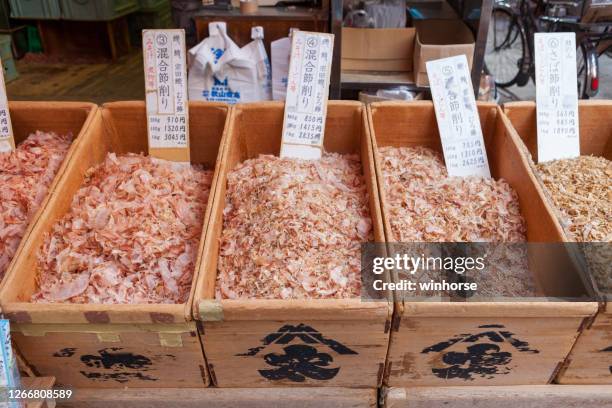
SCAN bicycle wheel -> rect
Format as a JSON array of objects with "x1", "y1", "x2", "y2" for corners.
[
  {"x1": 576, "y1": 43, "x2": 589, "y2": 99},
  {"x1": 484, "y1": 7, "x2": 526, "y2": 87}
]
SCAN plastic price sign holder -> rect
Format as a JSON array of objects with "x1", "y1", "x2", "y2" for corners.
[
  {"x1": 280, "y1": 31, "x2": 334, "y2": 160},
  {"x1": 427, "y1": 54, "x2": 491, "y2": 178},
  {"x1": 143, "y1": 29, "x2": 190, "y2": 163},
  {"x1": 0, "y1": 57, "x2": 15, "y2": 153},
  {"x1": 534, "y1": 32, "x2": 580, "y2": 163}
]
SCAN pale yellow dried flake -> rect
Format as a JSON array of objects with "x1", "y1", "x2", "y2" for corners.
[
  {"x1": 33, "y1": 153, "x2": 213, "y2": 304},
  {"x1": 379, "y1": 146, "x2": 535, "y2": 297},
  {"x1": 216, "y1": 153, "x2": 372, "y2": 300},
  {"x1": 536, "y1": 155, "x2": 611, "y2": 292}
]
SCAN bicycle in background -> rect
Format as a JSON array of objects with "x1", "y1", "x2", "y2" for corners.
[{"x1": 484, "y1": 0, "x2": 612, "y2": 98}]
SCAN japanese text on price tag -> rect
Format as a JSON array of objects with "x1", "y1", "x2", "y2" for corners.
[
  {"x1": 0, "y1": 57, "x2": 14, "y2": 153},
  {"x1": 280, "y1": 31, "x2": 334, "y2": 160},
  {"x1": 427, "y1": 54, "x2": 491, "y2": 178},
  {"x1": 535, "y1": 32, "x2": 580, "y2": 163},
  {"x1": 143, "y1": 29, "x2": 190, "y2": 162}
]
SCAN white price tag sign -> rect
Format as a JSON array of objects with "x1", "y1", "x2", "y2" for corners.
[
  {"x1": 0, "y1": 57, "x2": 14, "y2": 154},
  {"x1": 535, "y1": 33, "x2": 580, "y2": 163},
  {"x1": 427, "y1": 54, "x2": 491, "y2": 178},
  {"x1": 143, "y1": 29, "x2": 190, "y2": 162},
  {"x1": 280, "y1": 31, "x2": 334, "y2": 160}
]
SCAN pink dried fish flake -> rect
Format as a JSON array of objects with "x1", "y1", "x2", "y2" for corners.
[
  {"x1": 379, "y1": 146, "x2": 534, "y2": 297},
  {"x1": 0, "y1": 131, "x2": 72, "y2": 279},
  {"x1": 216, "y1": 153, "x2": 372, "y2": 300},
  {"x1": 33, "y1": 152, "x2": 213, "y2": 304}
]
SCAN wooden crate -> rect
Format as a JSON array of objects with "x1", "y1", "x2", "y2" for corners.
[
  {"x1": 0, "y1": 101, "x2": 230, "y2": 389},
  {"x1": 56, "y1": 387, "x2": 377, "y2": 407},
  {"x1": 382, "y1": 385, "x2": 612, "y2": 407},
  {"x1": 503, "y1": 100, "x2": 611, "y2": 385},
  {"x1": 1, "y1": 101, "x2": 98, "y2": 281},
  {"x1": 192, "y1": 101, "x2": 392, "y2": 388},
  {"x1": 368, "y1": 101, "x2": 598, "y2": 387}
]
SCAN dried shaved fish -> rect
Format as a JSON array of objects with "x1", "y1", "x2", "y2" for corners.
[
  {"x1": 33, "y1": 153, "x2": 212, "y2": 304},
  {"x1": 379, "y1": 146, "x2": 534, "y2": 297},
  {"x1": 536, "y1": 156, "x2": 612, "y2": 292},
  {"x1": 216, "y1": 153, "x2": 372, "y2": 300},
  {"x1": 0, "y1": 131, "x2": 71, "y2": 279}
]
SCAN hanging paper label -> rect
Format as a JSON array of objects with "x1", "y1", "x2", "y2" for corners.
[
  {"x1": 143, "y1": 29, "x2": 190, "y2": 162},
  {"x1": 427, "y1": 54, "x2": 491, "y2": 178},
  {"x1": 280, "y1": 31, "x2": 334, "y2": 160},
  {"x1": 0, "y1": 57, "x2": 14, "y2": 154},
  {"x1": 535, "y1": 32, "x2": 580, "y2": 163}
]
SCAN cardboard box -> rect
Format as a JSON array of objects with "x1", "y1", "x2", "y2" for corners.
[
  {"x1": 341, "y1": 27, "x2": 416, "y2": 72},
  {"x1": 413, "y1": 19, "x2": 475, "y2": 86}
]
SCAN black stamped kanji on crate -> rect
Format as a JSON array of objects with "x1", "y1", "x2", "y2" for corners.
[
  {"x1": 422, "y1": 324, "x2": 540, "y2": 381},
  {"x1": 53, "y1": 346, "x2": 177, "y2": 383},
  {"x1": 237, "y1": 323, "x2": 357, "y2": 382}
]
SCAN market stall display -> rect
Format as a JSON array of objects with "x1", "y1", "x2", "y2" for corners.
[
  {"x1": 0, "y1": 101, "x2": 228, "y2": 389},
  {"x1": 504, "y1": 100, "x2": 611, "y2": 386},
  {"x1": 370, "y1": 101, "x2": 597, "y2": 387},
  {"x1": 193, "y1": 101, "x2": 392, "y2": 388}
]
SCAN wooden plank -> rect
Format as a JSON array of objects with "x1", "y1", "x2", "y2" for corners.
[
  {"x1": 383, "y1": 386, "x2": 612, "y2": 408},
  {"x1": 21, "y1": 376, "x2": 56, "y2": 408},
  {"x1": 58, "y1": 387, "x2": 377, "y2": 408},
  {"x1": 558, "y1": 313, "x2": 612, "y2": 384}
]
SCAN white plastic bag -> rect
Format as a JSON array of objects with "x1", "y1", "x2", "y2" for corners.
[
  {"x1": 187, "y1": 22, "x2": 260, "y2": 103},
  {"x1": 242, "y1": 26, "x2": 272, "y2": 101},
  {"x1": 270, "y1": 28, "x2": 298, "y2": 101}
]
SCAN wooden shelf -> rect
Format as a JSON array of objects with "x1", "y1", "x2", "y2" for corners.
[
  {"x1": 340, "y1": 70, "x2": 428, "y2": 91},
  {"x1": 194, "y1": 6, "x2": 328, "y2": 51},
  {"x1": 193, "y1": 7, "x2": 328, "y2": 21}
]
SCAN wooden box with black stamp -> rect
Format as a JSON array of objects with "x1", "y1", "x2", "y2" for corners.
[
  {"x1": 368, "y1": 101, "x2": 598, "y2": 387},
  {"x1": 504, "y1": 101, "x2": 611, "y2": 385},
  {"x1": 0, "y1": 101, "x2": 230, "y2": 389},
  {"x1": 192, "y1": 101, "x2": 393, "y2": 388}
]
